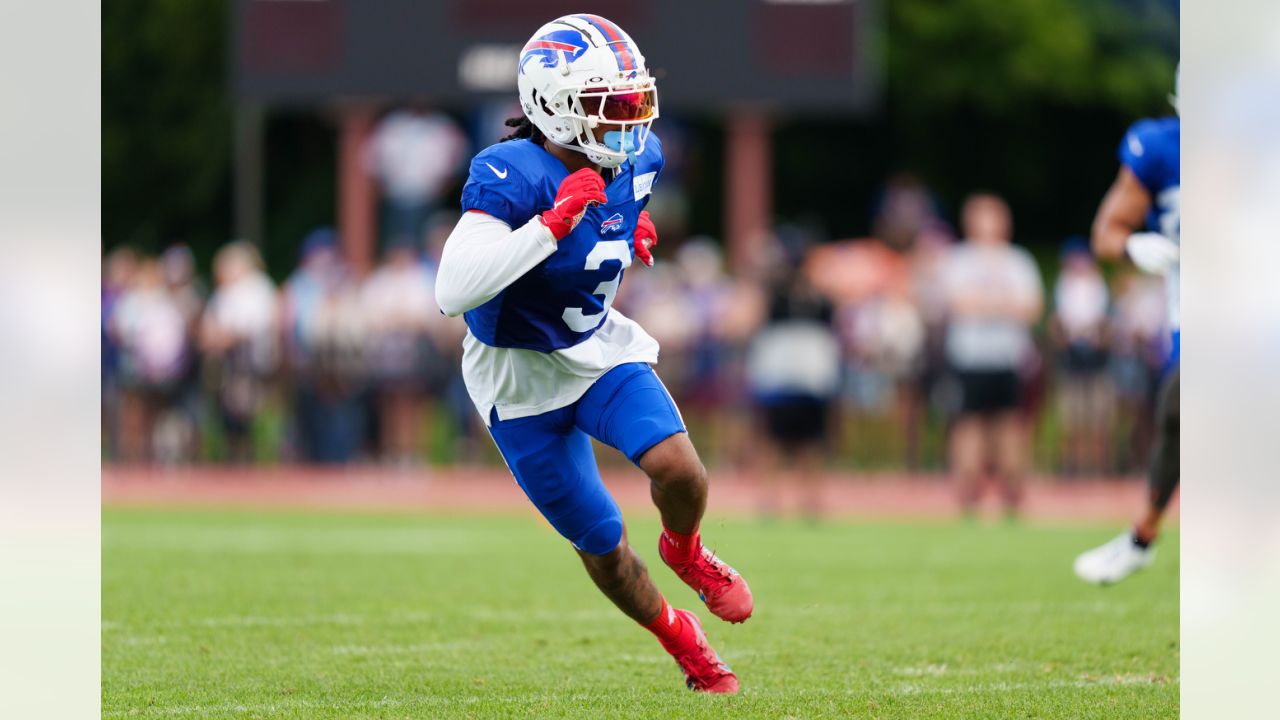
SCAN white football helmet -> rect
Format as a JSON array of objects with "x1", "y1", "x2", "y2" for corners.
[{"x1": 516, "y1": 14, "x2": 659, "y2": 169}]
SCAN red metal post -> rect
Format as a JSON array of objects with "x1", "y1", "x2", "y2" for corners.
[
  {"x1": 337, "y1": 104, "x2": 378, "y2": 277},
  {"x1": 724, "y1": 112, "x2": 773, "y2": 279}
]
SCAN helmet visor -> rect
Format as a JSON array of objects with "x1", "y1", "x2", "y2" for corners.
[{"x1": 579, "y1": 87, "x2": 656, "y2": 123}]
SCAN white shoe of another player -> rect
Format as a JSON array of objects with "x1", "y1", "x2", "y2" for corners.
[{"x1": 1073, "y1": 533, "x2": 1155, "y2": 585}]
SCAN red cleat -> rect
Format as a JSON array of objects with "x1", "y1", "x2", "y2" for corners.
[
  {"x1": 660, "y1": 609, "x2": 740, "y2": 694},
  {"x1": 660, "y1": 533, "x2": 754, "y2": 624}
]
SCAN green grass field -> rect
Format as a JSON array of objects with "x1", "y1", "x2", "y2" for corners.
[{"x1": 103, "y1": 508, "x2": 1178, "y2": 719}]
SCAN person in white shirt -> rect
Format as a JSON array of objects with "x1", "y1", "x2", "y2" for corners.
[
  {"x1": 199, "y1": 242, "x2": 279, "y2": 463},
  {"x1": 942, "y1": 194, "x2": 1044, "y2": 518},
  {"x1": 1050, "y1": 240, "x2": 1113, "y2": 475},
  {"x1": 362, "y1": 243, "x2": 448, "y2": 464},
  {"x1": 366, "y1": 106, "x2": 467, "y2": 247}
]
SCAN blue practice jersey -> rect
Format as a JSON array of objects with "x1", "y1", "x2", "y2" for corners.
[
  {"x1": 1119, "y1": 117, "x2": 1180, "y2": 242},
  {"x1": 459, "y1": 136, "x2": 664, "y2": 352}
]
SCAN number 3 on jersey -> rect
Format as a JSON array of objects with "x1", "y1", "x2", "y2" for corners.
[{"x1": 562, "y1": 239, "x2": 632, "y2": 332}]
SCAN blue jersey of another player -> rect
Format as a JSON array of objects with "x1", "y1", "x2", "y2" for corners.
[
  {"x1": 459, "y1": 135, "x2": 664, "y2": 353},
  {"x1": 1118, "y1": 116, "x2": 1180, "y2": 242}
]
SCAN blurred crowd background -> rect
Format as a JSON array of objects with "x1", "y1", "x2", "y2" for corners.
[{"x1": 102, "y1": 1, "x2": 1178, "y2": 487}]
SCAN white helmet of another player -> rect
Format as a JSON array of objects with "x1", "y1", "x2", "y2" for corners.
[{"x1": 516, "y1": 14, "x2": 659, "y2": 169}]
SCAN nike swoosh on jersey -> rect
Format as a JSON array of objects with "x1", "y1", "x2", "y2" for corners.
[{"x1": 485, "y1": 162, "x2": 508, "y2": 179}]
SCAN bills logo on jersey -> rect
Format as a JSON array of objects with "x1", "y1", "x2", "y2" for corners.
[
  {"x1": 600, "y1": 213, "x2": 624, "y2": 233},
  {"x1": 520, "y1": 30, "x2": 589, "y2": 74}
]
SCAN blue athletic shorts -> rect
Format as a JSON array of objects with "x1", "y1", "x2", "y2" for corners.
[{"x1": 487, "y1": 362, "x2": 686, "y2": 555}]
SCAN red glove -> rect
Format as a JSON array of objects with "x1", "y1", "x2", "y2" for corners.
[
  {"x1": 634, "y1": 210, "x2": 657, "y2": 267},
  {"x1": 540, "y1": 168, "x2": 607, "y2": 240}
]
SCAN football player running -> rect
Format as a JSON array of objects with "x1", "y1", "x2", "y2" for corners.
[
  {"x1": 434, "y1": 15, "x2": 750, "y2": 693},
  {"x1": 1073, "y1": 70, "x2": 1180, "y2": 585}
]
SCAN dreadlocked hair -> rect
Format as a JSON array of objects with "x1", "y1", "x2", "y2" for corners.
[{"x1": 501, "y1": 116, "x2": 546, "y2": 145}]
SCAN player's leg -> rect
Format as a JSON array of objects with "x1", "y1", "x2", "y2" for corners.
[
  {"x1": 487, "y1": 405, "x2": 737, "y2": 693},
  {"x1": 639, "y1": 433, "x2": 706, "y2": 534},
  {"x1": 1073, "y1": 368, "x2": 1177, "y2": 584},
  {"x1": 1138, "y1": 368, "x2": 1179, "y2": 541},
  {"x1": 575, "y1": 525, "x2": 662, "y2": 622},
  {"x1": 574, "y1": 362, "x2": 754, "y2": 624},
  {"x1": 573, "y1": 522, "x2": 738, "y2": 694},
  {"x1": 487, "y1": 406, "x2": 626, "y2": 555}
]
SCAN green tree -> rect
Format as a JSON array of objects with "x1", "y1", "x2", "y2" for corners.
[{"x1": 102, "y1": 0, "x2": 231, "y2": 258}]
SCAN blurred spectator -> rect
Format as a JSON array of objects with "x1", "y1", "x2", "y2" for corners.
[
  {"x1": 423, "y1": 212, "x2": 484, "y2": 465},
  {"x1": 847, "y1": 278, "x2": 926, "y2": 466},
  {"x1": 281, "y1": 228, "x2": 368, "y2": 464},
  {"x1": 746, "y1": 237, "x2": 840, "y2": 520},
  {"x1": 708, "y1": 273, "x2": 769, "y2": 470},
  {"x1": 908, "y1": 221, "x2": 957, "y2": 467},
  {"x1": 624, "y1": 262, "x2": 701, "y2": 393},
  {"x1": 1109, "y1": 270, "x2": 1170, "y2": 473},
  {"x1": 1050, "y1": 239, "x2": 1113, "y2": 475},
  {"x1": 161, "y1": 244, "x2": 205, "y2": 330},
  {"x1": 872, "y1": 173, "x2": 942, "y2": 252},
  {"x1": 200, "y1": 242, "x2": 280, "y2": 463},
  {"x1": 362, "y1": 242, "x2": 451, "y2": 465},
  {"x1": 943, "y1": 194, "x2": 1044, "y2": 517},
  {"x1": 638, "y1": 118, "x2": 693, "y2": 244},
  {"x1": 108, "y1": 258, "x2": 193, "y2": 463},
  {"x1": 674, "y1": 240, "x2": 737, "y2": 449},
  {"x1": 469, "y1": 98, "x2": 525, "y2": 148},
  {"x1": 810, "y1": 234, "x2": 921, "y2": 467},
  {"x1": 102, "y1": 246, "x2": 141, "y2": 460},
  {"x1": 622, "y1": 238, "x2": 767, "y2": 469},
  {"x1": 366, "y1": 105, "x2": 467, "y2": 248},
  {"x1": 156, "y1": 244, "x2": 206, "y2": 463}
]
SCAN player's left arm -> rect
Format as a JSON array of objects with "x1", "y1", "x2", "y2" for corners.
[
  {"x1": 634, "y1": 210, "x2": 657, "y2": 267},
  {"x1": 631, "y1": 136, "x2": 665, "y2": 267}
]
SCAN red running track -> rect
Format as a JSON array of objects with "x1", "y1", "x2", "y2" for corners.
[{"x1": 102, "y1": 466, "x2": 1177, "y2": 524}]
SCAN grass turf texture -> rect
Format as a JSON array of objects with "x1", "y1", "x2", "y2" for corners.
[{"x1": 103, "y1": 509, "x2": 1178, "y2": 719}]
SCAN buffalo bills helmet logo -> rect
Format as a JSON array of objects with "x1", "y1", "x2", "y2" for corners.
[
  {"x1": 600, "y1": 213, "x2": 624, "y2": 233},
  {"x1": 520, "y1": 30, "x2": 589, "y2": 74}
]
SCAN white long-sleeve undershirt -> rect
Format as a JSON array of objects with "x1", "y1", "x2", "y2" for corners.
[
  {"x1": 434, "y1": 210, "x2": 660, "y2": 425},
  {"x1": 434, "y1": 211, "x2": 558, "y2": 317}
]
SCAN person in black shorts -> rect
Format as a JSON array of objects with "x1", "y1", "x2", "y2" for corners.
[
  {"x1": 941, "y1": 195, "x2": 1045, "y2": 517},
  {"x1": 746, "y1": 234, "x2": 840, "y2": 520}
]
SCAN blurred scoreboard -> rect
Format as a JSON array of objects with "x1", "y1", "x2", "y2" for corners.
[{"x1": 234, "y1": 0, "x2": 879, "y2": 113}]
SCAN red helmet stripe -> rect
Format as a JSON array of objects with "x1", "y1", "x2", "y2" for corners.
[{"x1": 575, "y1": 14, "x2": 636, "y2": 72}]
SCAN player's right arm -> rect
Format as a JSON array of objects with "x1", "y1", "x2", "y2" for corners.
[
  {"x1": 1091, "y1": 166, "x2": 1151, "y2": 261},
  {"x1": 1093, "y1": 120, "x2": 1179, "y2": 274},
  {"x1": 435, "y1": 211, "x2": 558, "y2": 317},
  {"x1": 435, "y1": 151, "x2": 606, "y2": 317}
]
